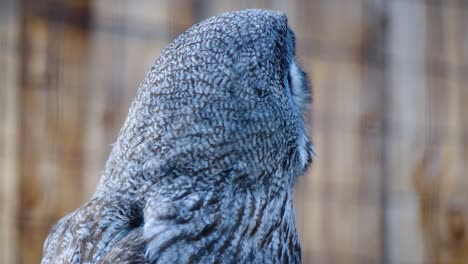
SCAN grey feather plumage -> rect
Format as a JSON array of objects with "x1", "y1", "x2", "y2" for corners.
[{"x1": 42, "y1": 9, "x2": 314, "y2": 264}]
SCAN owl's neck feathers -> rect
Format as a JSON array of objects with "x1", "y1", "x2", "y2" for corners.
[{"x1": 143, "y1": 185, "x2": 301, "y2": 263}]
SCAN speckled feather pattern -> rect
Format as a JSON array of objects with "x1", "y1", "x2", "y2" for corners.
[{"x1": 42, "y1": 9, "x2": 313, "y2": 264}]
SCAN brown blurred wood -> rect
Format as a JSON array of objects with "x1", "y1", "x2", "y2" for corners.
[
  {"x1": 0, "y1": 1, "x2": 19, "y2": 263},
  {"x1": 292, "y1": 0, "x2": 387, "y2": 263},
  {"x1": 386, "y1": 1, "x2": 428, "y2": 263},
  {"x1": 412, "y1": 2, "x2": 468, "y2": 264},
  {"x1": 456, "y1": 4, "x2": 468, "y2": 264},
  {"x1": 18, "y1": 1, "x2": 91, "y2": 262}
]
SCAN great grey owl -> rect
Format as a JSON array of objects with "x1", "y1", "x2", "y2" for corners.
[{"x1": 42, "y1": 9, "x2": 314, "y2": 263}]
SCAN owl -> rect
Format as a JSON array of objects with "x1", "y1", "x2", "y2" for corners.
[{"x1": 42, "y1": 9, "x2": 314, "y2": 264}]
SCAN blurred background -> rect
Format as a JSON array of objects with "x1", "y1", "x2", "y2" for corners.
[{"x1": 1, "y1": 0, "x2": 467, "y2": 263}]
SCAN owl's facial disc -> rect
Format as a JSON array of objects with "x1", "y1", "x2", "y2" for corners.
[
  {"x1": 288, "y1": 60, "x2": 309, "y2": 113},
  {"x1": 287, "y1": 60, "x2": 315, "y2": 170}
]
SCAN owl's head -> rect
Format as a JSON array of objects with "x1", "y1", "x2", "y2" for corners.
[{"x1": 101, "y1": 9, "x2": 314, "y2": 195}]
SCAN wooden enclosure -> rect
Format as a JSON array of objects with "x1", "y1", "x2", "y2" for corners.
[{"x1": 1, "y1": 0, "x2": 467, "y2": 263}]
